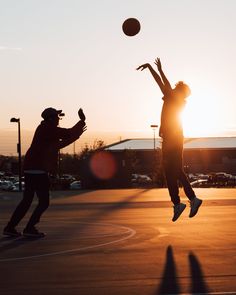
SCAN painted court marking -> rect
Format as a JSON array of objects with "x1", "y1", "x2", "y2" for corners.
[{"x1": 0, "y1": 222, "x2": 136, "y2": 262}]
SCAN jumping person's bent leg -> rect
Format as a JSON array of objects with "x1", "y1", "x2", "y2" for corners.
[
  {"x1": 162, "y1": 139, "x2": 187, "y2": 221},
  {"x1": 162, "y1": 148, "x2": 180, "y2": 205},
  {"x1": 164, "y1": 164, "x2": 186, "y2": 221},
  {"x1": 164, "y1": 166, "x2": 180, "y2": 205},
  {"x1": 178, "y1": 169, "x2": 202, "y2": 218},
  {"x1": 178, "y1": 169, "x2": 196, "y2": 201}
]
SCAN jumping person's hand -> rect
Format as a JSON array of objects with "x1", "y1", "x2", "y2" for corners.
[
  {"x1": 154, "y1": 58, "x2": 162, "y2": 72},
  {"x1": 136, "y1": 63, "x2": 150, "y2": 71},
  {"x1": 78, "y1": 108, "x2": 86, "y2": 122}
]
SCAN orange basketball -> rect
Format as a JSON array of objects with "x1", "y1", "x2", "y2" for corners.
[{"x1": 122, "y1": 18, "x2": 141, "y2": 36}]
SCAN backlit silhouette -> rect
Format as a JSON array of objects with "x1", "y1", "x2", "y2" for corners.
[
  {"x1": 137, "y1": 58, "x2": 202, "y2": 221},
  {"x1": 3, "y1": 107, "x2": 86, "y2": 238}
]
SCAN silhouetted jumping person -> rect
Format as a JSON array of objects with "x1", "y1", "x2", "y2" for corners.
[
  {"x1": 137, "y1": 58, "x2": 202, "y2": 221},
  {"x1": 3, "y1": 107, "x2": 86, "y2": 237}
]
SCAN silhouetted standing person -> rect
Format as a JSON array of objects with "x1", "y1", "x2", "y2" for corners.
[
  {"x1": 3, "y1": 107, "x2": 86, "y2": 237},
  {"x1": 137, "y1": 58, "x2": 202, "y2": 221}
]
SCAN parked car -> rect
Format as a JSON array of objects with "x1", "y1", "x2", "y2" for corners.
[
  {"x1": 12, "y1": 182, "x2": 25, "y2": 191},
  {"x1": 131, "y1": 174, "x2": 152, "y2": 185},
  {"x1": 0, "y1": 180, "x2": 14, "y2": 191},
  {"x1": 190, "y1": 179, "x2": 209, "y2": 187},
  {"x1": 70, "y1": 180, "x2": 82, "y2": 190},
  {"x1": 60, "y1": 174, "x2": 76, "y2": 182}
]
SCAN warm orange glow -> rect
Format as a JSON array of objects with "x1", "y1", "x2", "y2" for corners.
[{"x1": 181, "y1": 94, "x2": 221, "y2": 137}]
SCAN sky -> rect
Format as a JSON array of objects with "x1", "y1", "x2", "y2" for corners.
[{"x1": 0, "y1": 0, "x2": 236, "y2": 155}]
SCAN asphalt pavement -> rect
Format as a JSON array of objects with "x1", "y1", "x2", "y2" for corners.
[{"x1": 0, "y1": 188, "x2": 235, "y2": 295}]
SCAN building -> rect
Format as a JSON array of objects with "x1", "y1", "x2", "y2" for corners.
[
  {"x1": 80, "y1": 137, "x2": 236, "y2": 188},
  {"x1": 105, "y1": 137, "x2": 236, "y2": 174}
]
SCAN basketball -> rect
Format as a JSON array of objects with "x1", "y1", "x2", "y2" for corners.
[{"x1": 122, "y1": 18, "x2": 141, "y2": 36}]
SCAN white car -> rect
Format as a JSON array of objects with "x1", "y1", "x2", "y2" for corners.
[
  {"x1": 190, "y1": 179, "x2": 209, "y2": 187},
  {"x1": 70, "y1": 181, "x2": 82, "y2": 190},
  {"x1": 131, "y1": 174, "x2": 152, "y2": 184},
  {"x1": 61, "y1": 174, "x2": 76, "y2": 182}
]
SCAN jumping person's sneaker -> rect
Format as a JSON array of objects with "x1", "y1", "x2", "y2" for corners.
[
  {"x1": 3, "y1": 226, "x2": 21, "y2": 237},
  {"x1": 172, "y1": 203, "x2": 186, "y2": 222},
  {"x1": 23, "y1": 227, "x2": 45, "y2": 238},
  {"x1": 189, "y1": 197, "x2": 202, "y2": 218}
]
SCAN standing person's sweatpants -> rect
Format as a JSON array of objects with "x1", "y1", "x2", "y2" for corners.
[{"x1": 7, "y1": 173, "x2": 50, "y2": 229}]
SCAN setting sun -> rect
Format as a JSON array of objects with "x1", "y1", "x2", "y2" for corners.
[{"x1": 181, "y1": 93, "x2": 221, "y2": 137}]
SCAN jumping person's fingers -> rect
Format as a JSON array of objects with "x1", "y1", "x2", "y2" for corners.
[
  {"x1": 155, "y1": 57, "x2": 162, "y2": 71},
  {"x1": 136, "y1": 64, "x2": 149, "y2": 71},
  {"x1": 155, "y1": 57, "x2": 160, "y2": 64}
]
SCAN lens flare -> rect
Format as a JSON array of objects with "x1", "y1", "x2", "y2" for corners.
[{"x1": 90, "y1": 151, "x2": 117, "y2": 180}]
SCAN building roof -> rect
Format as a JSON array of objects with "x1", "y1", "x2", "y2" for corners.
[
  {"x1": 106, "y1": 139, "x2": 161, "y2": 151},
  {"x1": 184, "y1": 137, "x2": 236, "y2": 149},
  {"x1": 105, "y1": 137, "x2": 236, "y2": 151}
]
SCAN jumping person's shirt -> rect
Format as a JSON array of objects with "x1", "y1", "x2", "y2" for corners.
[
  {"x1": 159, "y1": 89, "x2": 185, "y2": 141},
  {"x1": 24, "y1": 120, "x2": 85, "y2": 174}
]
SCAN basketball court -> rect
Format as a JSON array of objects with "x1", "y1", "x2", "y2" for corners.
[{"x1": 0, "y1": 188, "x2": 235, "y2": 294}]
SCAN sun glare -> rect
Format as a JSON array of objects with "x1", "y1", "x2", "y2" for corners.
[{"x1": 181, "y1": 94, "x2": 221, "y2": 137}]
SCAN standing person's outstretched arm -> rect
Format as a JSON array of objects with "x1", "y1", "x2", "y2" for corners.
[
  {"x1": 58, "y1": 108, "x2": 87, "y2": 149},
  {"x1": 154, "y1": 58, "x2": 172, "y2": 91}
]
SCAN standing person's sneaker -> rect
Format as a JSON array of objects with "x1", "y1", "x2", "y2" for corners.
[
  {"x1": 23, "y1": 227, "x2": 45, "y2": 238},
  {"x1": 172, "y1": 203, "x2": 186, "y2": 222},
  {"x1": 3, "y1": 226, "x2": 21, "y2": 237},
  {"x1": 189, "y1": 197, "x2": 202, "y2": 218}
]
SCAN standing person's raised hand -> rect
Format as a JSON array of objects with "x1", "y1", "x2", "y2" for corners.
[{"x1": 78, "y1": 108, "x2": 86, "y2": 122}]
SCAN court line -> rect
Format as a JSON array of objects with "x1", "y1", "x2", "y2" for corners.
[
  {"x1": 0, "y1": 230, "x2": 131, "y2": 243},
  {"x1": 0, "y1": 223, "x2": 136, "y2": 262},
  {"x1": 0, "y1": 221, "x2": 132, "y2": 242},
  {"x1": 42, "y1": 230, "x2": 132, "y2": 241}
]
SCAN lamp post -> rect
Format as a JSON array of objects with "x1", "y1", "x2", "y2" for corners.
[
  {"x1": 10, "y1": 117, "x2": 22, "y2": 191},
  {"x1": 150, "y1": 124, "x2": 158, "y2": 150},
  {"x1": 58, "y1": 112, "x2": 65, "y2": 178},
  {"x1": 150, "y1": 124, "x2": 158, "y2": 186}
]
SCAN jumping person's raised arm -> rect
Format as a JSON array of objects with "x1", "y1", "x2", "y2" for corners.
[
  {"x1": 136, "y1": 63, "x2": 166, "y2": 95},
  {"x1": 154, "y1": 58, "x2": 172, "y2": 91}
]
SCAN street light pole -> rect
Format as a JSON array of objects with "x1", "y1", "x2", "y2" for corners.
[
  {"x1": 10, "y1": 117, "x2": 22, "y2": 191},
  {"x1": 57, "y1": 112, "x2": 65, "y2": 178},
  {"x1": 150, "y1": 125, "x2": 158, "y2": 150},
  {"x1": 150, "y1": 124, "x2": 158, "y2": 185}
]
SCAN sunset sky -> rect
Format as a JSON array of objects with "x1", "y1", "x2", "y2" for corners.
[{"x1": 0, "y1": 0, "x2": 236, "y2": 155}]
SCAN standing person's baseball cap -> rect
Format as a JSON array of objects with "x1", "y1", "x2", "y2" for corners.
[{"x1": 41, "y1": 107, "x2": 63, "y2": 120}]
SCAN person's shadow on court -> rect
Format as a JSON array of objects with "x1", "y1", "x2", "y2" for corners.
[
  {"x1": 0, "y1": 236, "x2": 41, "y2": 256},
  {"x1": 157, "y1": 245, "x2": 180, "y2": 294},
  {"x1": 157, "y1": 245, "x2": 209, "y2": 294},
  {"x1": 188, "y1": 251, "x2": 209, "y2": 294}
]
